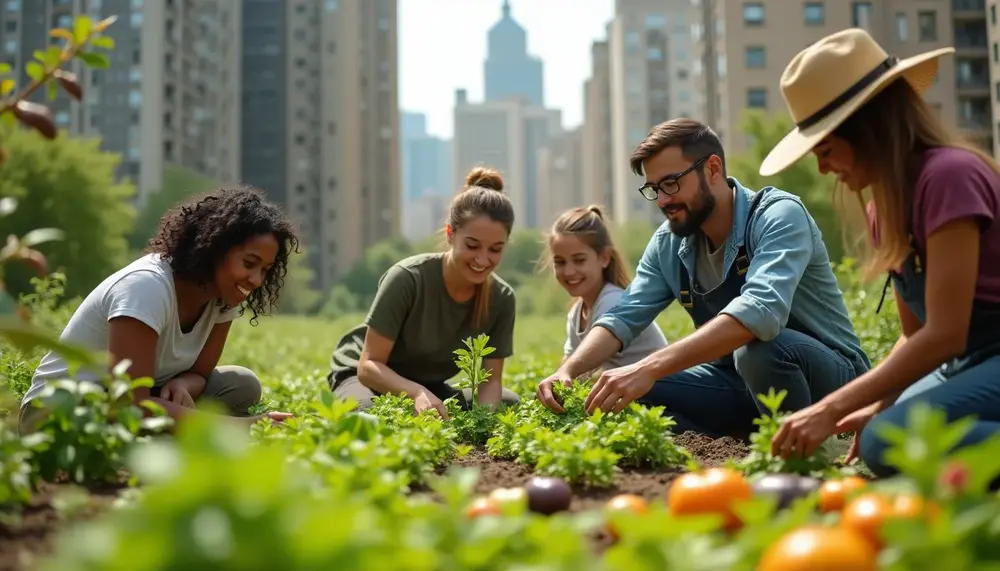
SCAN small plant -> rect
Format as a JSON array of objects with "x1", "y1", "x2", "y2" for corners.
[{"x1": 445, "y1": 333, "x2": 500, "y2": 445}]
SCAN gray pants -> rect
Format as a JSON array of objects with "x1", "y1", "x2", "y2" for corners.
[
  {"x1": 18, "y1": 365, "x2": 262, "y2": 434},
  {"x1": 332, "y1": 375, "x2": 520, "y2": 411}
]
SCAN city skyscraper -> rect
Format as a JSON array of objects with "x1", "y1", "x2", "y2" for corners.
[{"x1": 483, "y1": 0, "x2": 544, "y2": 106}]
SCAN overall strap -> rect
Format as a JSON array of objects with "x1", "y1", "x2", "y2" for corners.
[{"x1": 679, "y1": 187, "x2": 771, "y2": 308}]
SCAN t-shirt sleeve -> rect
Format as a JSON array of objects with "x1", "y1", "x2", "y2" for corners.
[
  {"x1": 364, "y1": 264, "x2": 417, "y2": 341},
  {"x1": 563, "y1": 307, "x2": 575, "y2": 356},
  {"x1": 916, "y1": 150, "x2": 999, "y2": 241},
  {"x1": 102, "y1": 270, "x2": 172, "y2": 336},
  {"x1": 487, "y1": 284, "x2": 516, "y2": 360},
  {"x1": 216, "y1": 304, "x2": 242, "y2": 324},
  {"x1": 592, "y1": 286, "x2": 624, "y2": 321}
]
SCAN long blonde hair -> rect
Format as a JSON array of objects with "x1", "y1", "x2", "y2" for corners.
[
  {"x1": 540, "y1": 205, "x2": 631, "y2": 290},
  {"x1": 832, "y1": 78, "x2": 1000, "y2": 280}
]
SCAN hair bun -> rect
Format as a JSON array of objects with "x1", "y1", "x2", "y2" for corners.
[
  {"x1": 587, "y1": 204, "x2": 605, "y2": 220},
  {"x1": 464, "y1": 166, "x2": 504, "y2": 192}
]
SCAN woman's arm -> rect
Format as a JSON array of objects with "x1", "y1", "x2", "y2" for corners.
[
  {"x1": 107, "y1": 316, "x2": 208, "y2": 422},
  {"x1": 357, "y1": 326, "x2": 427, "y2": 399},
  {"x1": 823, "y1": 218, "x2": 980, "y2": 419}
]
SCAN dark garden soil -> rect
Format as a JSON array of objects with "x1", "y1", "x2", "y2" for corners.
[{"x1": 0, "y1": 432, "x2": 750, "y2": 569}]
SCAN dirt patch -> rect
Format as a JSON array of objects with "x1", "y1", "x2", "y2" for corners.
[
  {"x1": 0, "y1": 481, "x2": 127, "y2": 571},
  {"x1": 0, "y1": 432, "x2": 751, "y2": 567}
]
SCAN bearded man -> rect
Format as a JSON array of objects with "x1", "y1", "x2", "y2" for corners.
[{"x1": 537, "y1": 118, "x2": 871, "y2": 439}]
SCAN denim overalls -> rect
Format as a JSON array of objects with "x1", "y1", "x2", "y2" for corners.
[
  {"x1": 859, "y1": 237, "x2": 1000, "y2": 477},
  {"x1": 636, "y1": 189, "x2": 864, "y2": 438}
]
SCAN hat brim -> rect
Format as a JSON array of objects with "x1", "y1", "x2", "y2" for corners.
[{"x1": 758, "y1": 47, "x2": 955, "y2": 178}]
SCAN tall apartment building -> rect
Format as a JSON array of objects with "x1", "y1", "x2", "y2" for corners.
[
  {"x1": 693, "y1": 0, "x2": 986, "y2": 158},
  {"x1": 536, "y1": 127, "x2": 584, "y2": 228},
  {"x1": 0, "y1": 0, "x2": 242, "y2": 207},
  {"x1": 607, "y1": 0, "x2": 700, "y2": 225},
  {"x1": 581, "y1": 39, "x2": 614, "y2": 216},
  {"x1": 988, "y1": 0, "x2": 1000, "y2": 156},
  {"x1": 452, "y1": 88, "x2": 562, "y2": 230},
  {"x1": 241, "y1": 0, "x2": 399, "y2": 291}
]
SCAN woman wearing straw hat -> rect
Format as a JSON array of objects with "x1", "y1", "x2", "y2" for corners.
[{"x1": 763, "y1": 28, "x2": 1000, "y2": 478}]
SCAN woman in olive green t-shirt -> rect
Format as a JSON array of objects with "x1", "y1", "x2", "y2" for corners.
[{"x1": 327, "y1": 167, "x2": 521, "y2": 418}]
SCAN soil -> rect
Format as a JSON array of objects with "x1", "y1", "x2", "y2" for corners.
[{"x1": 0, "y1": 431, "x2": 749, "y2": 569}]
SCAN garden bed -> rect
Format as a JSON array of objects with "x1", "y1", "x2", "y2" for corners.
[{"x1": 0, "y1": 431, "x2": 750, "y2": 570}]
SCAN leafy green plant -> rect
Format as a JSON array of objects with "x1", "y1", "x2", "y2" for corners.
[
  {"x1": 732, "y1": 388, "x2": 854, "y2": 479},
  {"x1": 445, "y1": 334, "x2": 501, "y2": 445}
]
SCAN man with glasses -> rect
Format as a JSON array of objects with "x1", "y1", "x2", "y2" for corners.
[{"x1": 536, "y1": 118, "x2": 870, "y2": 440}]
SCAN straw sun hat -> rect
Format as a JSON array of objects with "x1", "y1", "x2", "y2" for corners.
[{"x1": 759, "y1": 28, "x2": 955, "y2": 177}]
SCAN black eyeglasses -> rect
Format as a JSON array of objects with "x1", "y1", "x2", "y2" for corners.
[{"x1": 636, "y1": 156, "x2": 710, "y2": 201}]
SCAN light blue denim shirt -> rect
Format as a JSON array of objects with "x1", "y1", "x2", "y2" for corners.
[{"x1": 593, "y1": 177, "x2": 871, "y2": 372}]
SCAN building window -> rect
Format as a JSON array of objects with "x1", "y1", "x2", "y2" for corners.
[
  {"x1": 995, "y1": 42, "x2": 998, "y2": 63},
  {"x1": 626, "y1": 30, "x2": 640, "y2": 54},
  {"x1": 745, "y1": 46, "x2": 766, "y2": 68},
  {"x1": 747, "y1": 88, "x2": 767, "y2": 108},
  {"x1": 851, "y1": 2, "x2": 872, "y2": 29},
  {"x1": 648, "y1": 46, "x2": 663, "y2": 60},
  {"x1": 743, "y1": 2, "x2": 764, "y2": 26},
  {"x1": 896, "y1": 12, "x2": 908, "y2": 41},
  {"x1": 918, "y1": 11, "x2": 937, "y2": 42},
  {"x1": 645, "y1": 13, "x2": 665, "y2": 28},
  {"x1": 804, "y1": 2, "x2": 824, "y2": 25},
  {"x1": 992, "y1": 4, "x2": 996, "y2": 25},
  {"x1": 995, "y1": 81, "x2": 1000, "y2": 103},
  {"x1": 325, "y1": 0, "x2": 338, "y2": 11}
]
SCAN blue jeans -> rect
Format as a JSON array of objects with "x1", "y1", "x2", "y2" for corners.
[
  {"x1": 638, "y1": 328, "x2": 858, "y2": 438},
  {"x1": 860, "y1": 355, "x2": 1000, "y2": 479}
]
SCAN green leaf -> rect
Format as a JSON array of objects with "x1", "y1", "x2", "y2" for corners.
[
  {"x1": 0, "y1": 317, "x2": 100, "y2": 367},
  {"x1": 0, "y1": 78, "x2": 14, "y2": 96},
  {"x1": 20, "y1": 227, "x2": 65, "y2": 247},
  {"x1": 25, "y1": 62, "x2": 45, "y2": 81},
  {"x1": 0, "y1": 109, "x2": 15, "y2": 130},
  {"x1": 91, "y1": 36, "x2": 115, "y2": 50},
  {"x1": 77, "y1": 51, "x2": 109, "y2": 69},
  {"x1": 47, "y1": 80, "x2": 57, "y2": 101},
  {"x1": 44, "y1": 46, "x2": 62, "y2": 68},
  {"x1": 73, "y1": 15, "x2": 93, "y2": 45},
  {"x1": 0, "y1": 62, "x2": 10, "y2": 74},
  {"x1": 49, "y1": 28, "x2": 75, "y2": 42}
]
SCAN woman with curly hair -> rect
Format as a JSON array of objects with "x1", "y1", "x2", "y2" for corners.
[
  {"x1": 18, "y1": 184, "x2": 299, "y2": 433},
  {"x1": 328, "y1": 166, "x2": 521, "y2": 418}
]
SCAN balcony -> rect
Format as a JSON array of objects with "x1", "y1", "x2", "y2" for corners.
[
  {"x1": 953, "y1": 0, "x2": 986, "y2": 19},
  {"x1": 955, "y1": 23, "x2": 989, "y2": 55}
]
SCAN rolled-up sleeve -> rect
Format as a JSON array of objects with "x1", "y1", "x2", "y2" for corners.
[
  {"x1": 593, "y1": 230, "x2": 675, "y2": 350},
  {"x1": 720, "y1": 198, "x2": 813, "y2": 341}
]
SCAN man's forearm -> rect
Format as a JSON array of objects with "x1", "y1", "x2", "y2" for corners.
[
  {"x1": 643, "y1": 314, "x2": 756, "y2": 378},
  {"x1": 560, "y1": 326, "x2": 623, "y2": 379}
]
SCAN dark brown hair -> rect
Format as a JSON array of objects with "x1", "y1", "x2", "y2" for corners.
[
  {"x1": 830, "y1": 78, "x2": 1000, "y2": 280},
  {"x1": 630, "y1": 118, "x2": 727, "y2": 177},
  {"x1": 542, "y1": 204, "x2": 631, "y2": 290},
  {"x1": 447, "y1": 166, "x2": 515, "y2": 327}
]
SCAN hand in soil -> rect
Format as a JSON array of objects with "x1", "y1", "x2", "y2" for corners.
[
  {"x1": 771, "y1": 401, "x2": 841, "y2": 459},
  {"x1": 584, "y1": 363, "x2": 655, "y2": 414},
  {"x1": 536, "y1": 372, "x2": 573, "y2": 412},
  {"x1": 414, "y1": 390, "x2": 448, "y2": 420}
]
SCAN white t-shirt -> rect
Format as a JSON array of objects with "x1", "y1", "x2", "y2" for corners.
[
  {"x1": 564, "y1": 282, "x2": 669, "y2": 370},
  {"x1": 21, "y1": 254, "x2": 240, "y2": 407}
]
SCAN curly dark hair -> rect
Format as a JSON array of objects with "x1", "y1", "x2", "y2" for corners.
[{"x1": 145, "y1": 183, "x2": 300, "y2": 325}]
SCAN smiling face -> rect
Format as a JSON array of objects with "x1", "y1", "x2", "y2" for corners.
[
  {"x1": 213, "y1": 233, "x2": 279, "y2": 307},
  {"x1": 812, "y1": 136, "x2": 872, "y2": 193},
  {"x1": 641, "y1": 147, "x2": 718, "y2": 237},
  {"x1": 550, "y1": 234, "x2": 609, "y2": 300},
  {"x1": 447, "y1": 215, "x2": 509, "y2": 286}
]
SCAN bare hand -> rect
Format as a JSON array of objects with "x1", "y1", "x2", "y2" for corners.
[
  {"x1": 537, "y1": 370, "x2": 574, "y2": 412},
  {"x1": 771, "y1": 401, "x2": 841, "y2": 459},
  {"x1": 584, "y1": 364, "x2": 655, "y2": 415},
  {"x1": 413, "y1": 390, "x2": 448, "y2": 420},
  {"x1": 834, "y1": 402, "x2": 879, "y2": 464},
  {"x1": 245, "y1": 411, "x2": 293, "y2": 427},
  {"x1": 160, "y1": 378, "x2": 196, "y2": 409}
]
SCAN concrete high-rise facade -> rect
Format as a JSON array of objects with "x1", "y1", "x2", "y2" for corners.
[
  {"x1": 536, "y1": 127, "x2": 584, "y2": 229},
  {"x1": 581, "y1": 39, "x2": 614, "y2": 216},
  {"x1": 241, "y1": 0, "x2": 399, "y2": 290},
  {"x1": 693, "y1": 0, "x2": 978, "y2": 157},
  {"x1": 0, "y1": 0, "x2": 242, "y2": 207},
  {"x1": 484, "y1": 0, "x2": 544, "y2": 106},
  {"x1": 608, "y1": 0, "x2": 700, "y2": 225}
]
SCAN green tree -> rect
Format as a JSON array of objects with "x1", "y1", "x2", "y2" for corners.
[
  {"x1": 127, "y1": 165, "x2": 216, "y2": 254},
  {"x1": 277, "y1": 247, "x2": 322, "y2": 315},
  {"x1": 0, "y1": 128, "x2": 135, "y2": 299},
  {"x1": 726, "y1": 109, "x2": 844, "y2": 261}
]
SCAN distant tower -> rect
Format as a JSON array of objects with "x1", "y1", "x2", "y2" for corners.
[{"x1": 483, "y1": 0, "x2": 544, "y2": 106}]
